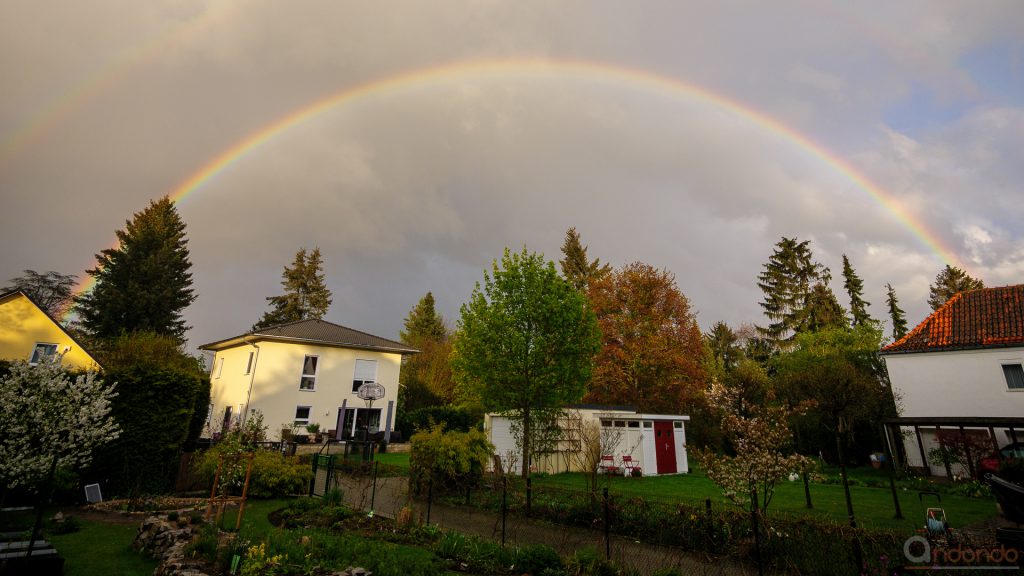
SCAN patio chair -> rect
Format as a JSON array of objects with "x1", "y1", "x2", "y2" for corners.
[
  {"x1": 622, "y1": 455, "x2": 639, "y2": 476},
  {"x1": 599, "y1": 455, "x2": 619, "y2": 475}
]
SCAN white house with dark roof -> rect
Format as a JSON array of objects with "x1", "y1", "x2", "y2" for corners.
[
  {"x1": 880, "y1": 284, "x2": 1024, "y2": 475},
  {"x1": 199, "y1": 318, "x2": 417, "y2": 442}
]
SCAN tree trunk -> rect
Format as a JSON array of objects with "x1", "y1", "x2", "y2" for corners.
[{"x1": 522, "y1": 406, "x2": 531, "y2": 479}]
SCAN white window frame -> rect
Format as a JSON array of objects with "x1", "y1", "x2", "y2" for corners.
[
  {"x1": 245, "y1": 351, "x2": 255, "y2": 375},
  {"x1": 214, "y1": 357, "x2": 224, "y2": 379},
  {"x1": 352, "y1": 359, "x2": 378, "y2": 393},
  {"x1": 1002, "y1": 363, "x2": 1024, "y2": 391},
  {"x1": 299, "y1": 355, "x2": 319, "y2": 391},
  {"x1": 29, "y1": 342, "x2": 58, "y2": 366},
  {"x1": 294, "y1": 405, "x2": 312, "y2": 426}
]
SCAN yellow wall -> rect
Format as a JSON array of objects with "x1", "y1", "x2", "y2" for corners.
[
  {"x1": 208, "y1": 339, "x2": 403, "y2": 438},
  {"x1": 0, "y1": 292, "x2": 98, "y2": 371}
]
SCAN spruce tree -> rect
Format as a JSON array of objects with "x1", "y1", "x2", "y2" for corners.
[
  {"x1": 756, "y1": 237, "x2": 823, "y2": 349},
  {"x1": 77, "y1": 197, "x2": 195, "y2": 342},
  {"x1": 398, "y1": 292, "x2": 453, "y2": 411},
  {"x1": 559, "y1": 227, "x2": 611, "y2": 291},
  {"x1": 885, "y1": 283, "x2": 909, "y2": 341},
  {"x1": 253, "y1": 247, "x2": 332, "y2": 330},
  {"x1": 400, "y1": 292, "x2": 447, "y2": 346},
  {"x1": 841, "y1": 254, "x2": 872, "y2": 327},
  {"x1": 927, "y1": 265, "x2": 984, "y2": 310},
  {"x1": 803, "y1": 277, "x2": 848, "y2": 333}
]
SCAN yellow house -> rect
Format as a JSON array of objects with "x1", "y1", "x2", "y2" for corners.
[
  {"x1": 0, "y1": 289, "x2": 99, "y2": 371},
  {"x1": 200, "y1": 318, "x2": 417, "y2": 442}
]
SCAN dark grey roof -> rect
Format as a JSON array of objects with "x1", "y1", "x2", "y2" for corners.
[{"x1": 200, "y1": 318, "x2": 418, "y2": 354}]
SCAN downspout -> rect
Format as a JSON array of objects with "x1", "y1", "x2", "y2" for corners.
[{"x1": 241, "y1": 336, "x2": 260, "y2": 427}]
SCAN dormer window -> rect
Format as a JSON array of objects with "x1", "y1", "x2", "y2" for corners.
[{"x1": 29, "y1": 343, "x2": 58, "y2": 365}]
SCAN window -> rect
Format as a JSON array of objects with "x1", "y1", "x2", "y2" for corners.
[
  {"x1": 1004, "y1": 364, "x2": 1024, "y2": 390},
  {"x1": 294, "y1": 406, "x2": 311, "y2": 425},
  {"x1": 600, "y1": 419, "x2": 612, "y2": 427},
  {"x1": 299, "y1": 355, "x2": 318, "y2": 390},
  {"x1": 29, "y1": 343, "x2": 58, "y2": 365},
  {"x1": 628, "y1": 421, "x2": 640, "y2": 428},
  {"x1": 352, "y1": 359, "x2": 377, "y2": 393},
  {"x1": 245, "y1": 351, "x2": 255, "y2": 375},
  {"x1": 673, "y1": 421, "x2": 683, "y2": 428},
  {"x1": 642, "y1": 421, "x2": 653, "y2": 429},
  {"x1": 214, "y1": 357, "x2": 224, "y2": 379}
]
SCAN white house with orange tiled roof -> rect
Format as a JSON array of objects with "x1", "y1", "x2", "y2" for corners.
[{"x1": 880, "y1": 284, "x2": 1024, "y2": 475}]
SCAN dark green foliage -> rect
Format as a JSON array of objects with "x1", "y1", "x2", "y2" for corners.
[
  {"x1": 401, "y1": 291, "x2": 447, "y2": 345},
  {"x1": 452, "y1": 247, "x2": 600, "y2": 478},
  {"x1": 514, "y1": 543, "x2": 564, "y2": 575},
  {"x1": 269, "y1": 496, "x2": 352, "y2": 529},
  {"x1": 3, "y1": 269, "x2": 78, "y2": 318},
  {"x1": 409, "y1": 425, "x2": 492, "y2": 496},
  {"x1": 398, "y1": 291, "x2": 454, "y2": 412},
  {"x1": 183, "y1": 522, "x2": 220, "y2": 562},
  {"x1": 397, "y1": 405, "x2": 482, "y2": 440},
  {"x1": 884, "y1": 283, "x2": 908, "y2": 341},
  {"x1": 559, "y1": 227, "x2": 611, "y2": 291},
  {"x1": 756, "y1": 237, "x2": 827, "y2": 349},
  {"x1": 841, "y1": 255, "x2": 872, "y2": 327},
  {"x1": 253, "y1": 247, "x2": 332, "y2": 330},
  {"x1": 90, "y1": 363, "x2": 207, "y2": 495},
  {"x1": 76, "y1": 196, "x2": 196, "y2": 342},
  {"x1": 998, "y1": 458, "x2": 1024, "y2": 485},
  {"x1": 803, "y1": 278, "x2": 849, "y2": 333},
  {"x1": 927, "y1": 264, "x2": 984, "y2": 310}
]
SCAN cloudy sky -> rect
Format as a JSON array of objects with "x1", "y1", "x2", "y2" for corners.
[{"x1": 2, "y1": 1, "x2": 1022, "y2": 352}]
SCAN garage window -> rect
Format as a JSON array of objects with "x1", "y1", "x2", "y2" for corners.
[{"x1": 1003, "y1": 364, "x2": 1024, "y2": 390}]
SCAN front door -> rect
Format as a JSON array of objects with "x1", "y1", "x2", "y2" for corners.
[{"x1": 654, "y1": 421, "x2": 677, "y2": 474}]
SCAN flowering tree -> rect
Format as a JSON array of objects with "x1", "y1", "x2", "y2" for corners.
[
  {"x1": 698, "y1": 364, "x2": 810, "y2": 517},
  {"x1": 0, "y1": 360, "x2": 120, "y2": 490}
]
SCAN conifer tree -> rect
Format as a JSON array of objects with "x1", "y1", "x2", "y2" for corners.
[
  {"x1": 400, "y1": 292, "x2": 447, "y2": 346},
  {"x1": 398, "y1": 292, "x2": 453, "y2": 409},
  {"x1": 756, "y1": 237, "x2": 824, "y2": 349},
  {"x1": 77, "y1": 197, "x2": 195, "y2": 342},
  {"x1": 253, "y1": 247, "x2": 332, "y2": 330},
  {"x1": 927, "y1": 265, "x2": 984, "y2": 310},
  {"x1": 559, "y1": 227, "x2": 611, "y2": 291},
  {"x1": 841, "y1": 254, "x2": 872, "y2": 327},
  {"x1": 885, "y1": 283, "x2": 909, "y2": 341},
  {"x1": 803, "y1": 277, "x2": 848, "y2": 333}
]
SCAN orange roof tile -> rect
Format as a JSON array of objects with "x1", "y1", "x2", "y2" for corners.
[{"x1": 882, "y1": 284, "x2": 1024, "y2": 354}]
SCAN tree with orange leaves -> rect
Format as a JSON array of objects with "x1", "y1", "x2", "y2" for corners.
[{"x1": 584, "y1": 262, "x2": 706, "y2": 414}]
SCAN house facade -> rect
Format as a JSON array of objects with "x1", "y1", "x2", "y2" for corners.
[
  {"x1": 485, "y1": 405, "x2": 690, "y2": 476},
  {"x1": 200, "y1": 319, "x2": 417, "y2": 442},
  {"x1": 881, "y1": 284, "x2": 1024, "y2": 475},
  {"x1": 0, "y1": 290, "x2": 99, "y2": 371}
]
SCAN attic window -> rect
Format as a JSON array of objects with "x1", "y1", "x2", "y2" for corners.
[
  {"x1": 29, "y1": 343, "x2": 58, "y2": 365},
  {"x1": 1003, "y1": 364, "x2": 1024, "y2": 390}
]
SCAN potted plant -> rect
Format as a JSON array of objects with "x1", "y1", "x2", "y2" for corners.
[{"x1": 306, "y1": 422, "x2": 321, "y2": 443}]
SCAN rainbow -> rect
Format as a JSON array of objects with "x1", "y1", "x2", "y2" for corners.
[{"x1": 67, "y1": 58, "x2": 965, "y2": 307}]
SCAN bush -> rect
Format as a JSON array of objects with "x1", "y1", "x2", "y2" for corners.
[
  {"x1": 998, "y1": 458, "x2": 1024, "y2": 486},
  {"x1": 409, "y1": 425, "x2": 492, "y2": 495},
  {"x1": 194, "y1": 438, "x2": 311, "y2": 499},
  {"x1": 514, "y1": 543, "x2": 563, "y2": 576},
  {"x1": 398, "y1": 405, "x2": 483, "y2": 440}
]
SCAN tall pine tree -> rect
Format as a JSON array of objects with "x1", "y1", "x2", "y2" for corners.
[
  {"x1": 253, "y1": 247, "x2": 332, "y2": 330},
  {"x1": 803, "y1": 275, "x2": 848, "y2": 333},
  {"x1": 927, "y1": 265, "x2": 984, "y2": 310},
  {"x1": 885, "y1": 283, "x2": 909, "y2": 341},
  {"x1": 559, "y1": 227, "x2": 611, "y2": 291},
  {"x1": 398, "y1": 292, "x2": 454, "y2": 410},
  {"x1": 756, "y1": 237, "x2": 824, "y2": 349},
  {"x1": 841, "y1": 254, "x2": 872, "y2": 327},
  {"x1": 77, "y1": 197, "x2": 195, "y2": 342}
]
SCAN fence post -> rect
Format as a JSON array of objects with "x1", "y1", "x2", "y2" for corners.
[
  {"x1": 704, "y1": 498, "x2": 713, "y2": 549},
  {"x1": 371, "y1": 460, "x2": 379, "y2": 512},
  {"x1": 309, "y1": 454, "x2": 318, "y2": 496},
  {"x1": 603, "y1": 487, "x2": 610, "y2": 560},
  {"x1": 526, "y1": 476, "x2": 532, "y2": 517},
  {"x1": 501, "y1": 476, "x2": 508, "y2": 547},
  {"x1": 803, "y1": 471, "x2": 813, "y2": 509}
]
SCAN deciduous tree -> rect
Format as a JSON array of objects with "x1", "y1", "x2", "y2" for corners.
[
  {"x1": 451, "y1": 248, "x2": 600, "y2": 478},
  {"x1": 253, "y1": 247, "x2": 332, "y2": 330},
  {"x1": 585, "y1": 262, "x2": 706, "y2": 414},
  {"x1": 3, "y1": 270, "x2": 78, "y2": 318},
  {"x1": 0, "y1": 360, "x2": 120, "y2": 491},
  {"x1": 928, "y1": 265, "x2": 984, "y2": 310},
  {"x1": 559, "y1": 227, "x2": 610, "y2": 291},
  {"x1": 76, "y1": 197, "x2": 195, "y2": 342}
]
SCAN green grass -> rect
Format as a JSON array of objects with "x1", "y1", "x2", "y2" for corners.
[
  {"x1": 48, "y1": 519, "x2": 158, "y2": 576},
  {"x1": 376, "y1": 450, "x2": 411, "y2": 472},
  {"x1": 531, "y1": 467, "x2": 998, "y2": 532}
]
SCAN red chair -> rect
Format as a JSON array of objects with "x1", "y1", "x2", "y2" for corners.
[
  {"x1": 622, "y1": 455, "x2": 640, "y2": 476},
  {"x1": 599, "y1": 455, "x2": 619, "y2": 475}
]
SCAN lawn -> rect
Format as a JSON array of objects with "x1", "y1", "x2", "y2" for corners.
[
  {"x1": 379, "y1": 451, "x2": 998, "y2": 532},
  {"x1": 47, "y1": 518, "x2": 158, "y2": 576}
]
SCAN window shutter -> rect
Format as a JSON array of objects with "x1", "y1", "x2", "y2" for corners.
[{"x1": 354, "y1": 359, "x2": 377, "y2": 381}]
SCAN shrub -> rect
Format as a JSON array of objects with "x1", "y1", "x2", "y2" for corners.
[
  {"x1": 409, "y1": 424, "x2": 492, "y2": 495},
  {"x1": 998, "y1": 458, "x2": 1024, "y2": 486},
  {"x1": 194, "y1": 438, "x2": 311, "y2": 499},
  {"x1": 514, "y1": 543, "x2": 563, "y2": 576},
  {"x1": 398, "y1": 405, "x2": 483, "y2": 440}
]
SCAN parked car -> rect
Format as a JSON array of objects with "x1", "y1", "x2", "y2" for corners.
[{"x1": 979, "y1": 442, "x2": 1024, "y2": 474}]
